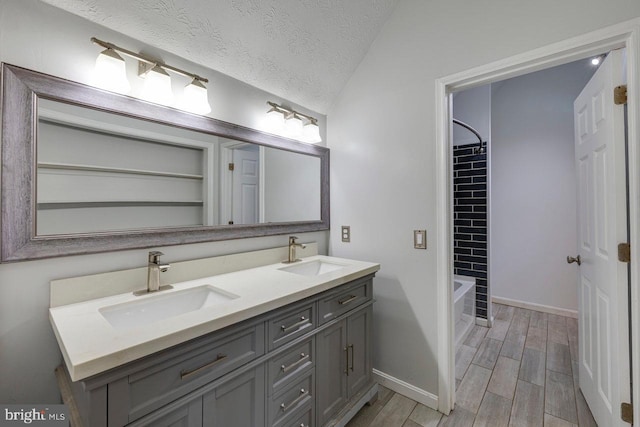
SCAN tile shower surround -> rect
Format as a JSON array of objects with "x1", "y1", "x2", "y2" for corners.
[{"x1": 453, "y1": 142, "x2": 488, "y2": 319}]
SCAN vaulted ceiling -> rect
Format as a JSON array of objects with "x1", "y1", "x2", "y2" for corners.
[{"x1": 40, "y1": 0, "x2": 400, "y2": 114}]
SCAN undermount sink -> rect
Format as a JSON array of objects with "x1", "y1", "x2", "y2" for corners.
[
  {"x1": 99, "y1": 285, "x2": 239, "y2": 329},
  {"x1": 279, "y1": 260, "x2": 346, "y2": 276}
]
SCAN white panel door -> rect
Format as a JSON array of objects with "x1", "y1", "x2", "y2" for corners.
[
  {"x1": 232, "y1": 147, "x2": 260, "y2": 224},
  {"x1": 574, "y1": 48, "x2": 631, "y2": 426}
]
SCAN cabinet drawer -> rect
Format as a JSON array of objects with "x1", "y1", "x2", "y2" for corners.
[
  {"x1": 277, "y1": 406, "x2": 313, "y2": 427},
  {"x1": 318, "y1": 278, "x2": 372, "y2": 324},
  {"x1": 125, "y1": 325, "x2": 264, "y2": 422},
  {"x1": 127, "y1": 396, "x2": 202, "y2": 427},
  {"x1": 269, "y1": 372, "x2": 314, "y2": 427},
  {"x1": 269, "y1": 339, "x2": 314, "y2": 395},
  {"x1": 268, "y1": 302, "x2": 315, "y2": 349}
]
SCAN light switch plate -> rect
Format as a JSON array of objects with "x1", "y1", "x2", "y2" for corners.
[
  {"x1": 414, "y1": 230, "x2": 426, "y2": 249},
  {"x1": 341, "y1": 226, "x2": 351, "y2": 242}
]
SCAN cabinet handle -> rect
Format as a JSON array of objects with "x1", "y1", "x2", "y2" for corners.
[
  {"x1": 338, "y1": 295, "x2": 357, "y2": 305},
  {"x1": 281, "y1": 353, "x2": 310, "y2": 374},
  {"x1": 349, "y1": 344, "x2": 355, "y2": 372},
  {"x1": 344, "y1": 346, "x2": 349, "y2": 376},
  {"x1": 180, "y1": 353, "x2": 228, "y2": 380},
  {"x1": 281, "y1": 316, "x2": 309, "y2": 334},
  {"x1": 280, "y1": 388, "x2": 309, "y2": 412}
]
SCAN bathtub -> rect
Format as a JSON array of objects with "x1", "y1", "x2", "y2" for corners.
[{"x1": 454, "y1": 275, "x2": 476, "y2": 348}]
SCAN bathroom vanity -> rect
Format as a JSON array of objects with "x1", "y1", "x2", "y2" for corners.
[{"x1": 50, "y1": 252, "x2": 379, "y2": 427}]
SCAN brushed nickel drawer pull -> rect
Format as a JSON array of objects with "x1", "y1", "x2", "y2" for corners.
[
  {"x1": 180, "y1": 353, "x2": 228, "y2": 380},
  {"x1": 281, "y1": 316, "x2": 308, "y2": 333},
  {"x1": 338, "y1": 295, "x2": 357, "y2": 305},
  {"x1": 344, "y1": 346, "x2": 349, "y2": 376},
  {"x1": 280, "y1": 388, "x2": 309, "y2": 412},
  {"x1": 281, "y1": 353, "x2": 310, "y2": 373},
  {"x1": 349, "y1": 344, "x2": 355, "y2": 372}
]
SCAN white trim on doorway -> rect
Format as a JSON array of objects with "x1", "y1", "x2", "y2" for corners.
[{"x1": 435, "y1": 18, "x2": 640, "y2": 419}]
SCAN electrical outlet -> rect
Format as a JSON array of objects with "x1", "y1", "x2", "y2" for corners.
[
  {"x1": 341, "y1": 226, "x2": 351, "y2": 242},
  {"x1": 414, "y1": 230, "x2": 426, "y2": 249}
]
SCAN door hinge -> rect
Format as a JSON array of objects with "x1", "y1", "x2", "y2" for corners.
[
  {"x1": 618, "y1": 243, "x2": 631, "y2": 263},
  {"x1": 614, "y1": 85, "x2": 627, "y2": 105},
  {"x1": 621, "y1": 402, "x2": 633, "y2": 424},
  {"x1": 228, "y1": 162, "x2": 235, "y2": 171}
]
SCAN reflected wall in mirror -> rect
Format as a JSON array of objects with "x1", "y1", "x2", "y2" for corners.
[
  {"x1": 1, "y1": 64, "x2": 329, "y2": 261},
  {"x1": 36, "y1": 100, "x2": 321, "y2": 235}
]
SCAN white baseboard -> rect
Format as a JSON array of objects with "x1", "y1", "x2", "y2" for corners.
[
  {"x1": 372, "y1": 369, "x2": 438, "y2": 410},
  {"x1": 492, "y1": 296, "x2": 578, "y2": 318},
  {"x1": 475, "y1": 316, "x2": 492, "y2": 327}
]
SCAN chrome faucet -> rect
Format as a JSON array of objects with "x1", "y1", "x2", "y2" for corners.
[
  {"x1": 147, "y1": 251, "x2": 171, "y2": 292},
  {"x1": 284, "y1": 236, "x2": 306, "y2": 264}
]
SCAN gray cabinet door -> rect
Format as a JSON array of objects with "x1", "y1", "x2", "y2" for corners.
[
  {"x1": 143, "y1": 398, "x2": 202, "y2": 427},
  {"x1": 346, "y1": 305, "x2": 372, "y2": 397},
  {"x1": 202, "y1": 365, "x2": 265, "y2": 427},
  {"x1": 316, "y1": 319, "x2": 348, "y2": 426}
]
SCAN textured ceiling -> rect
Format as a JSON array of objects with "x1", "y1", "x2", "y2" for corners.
[{"x1": 39, "y1": 0, "x2": 400, "y2": 114}]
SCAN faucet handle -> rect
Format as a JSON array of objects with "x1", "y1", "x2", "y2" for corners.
[
  {"x1": 148, "y1": 251, "x2": 164, "y2": 263},
  {"x1": 289, "y1": 236, "x2": 299, "y2": 244}
]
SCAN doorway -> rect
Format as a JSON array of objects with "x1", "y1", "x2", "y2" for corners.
[
  {"x1": 451, "y1": 57, "x2": 610, "y2": 426},
  {"x1": 219, "y1": 140, "x2": 264, "y2": 225},
  {"x1": 451, "y1": 58, "x2": 598, "y2": 338},
  {"x1": 435, "y1": 21, "x2": 640, "y2": 426}
]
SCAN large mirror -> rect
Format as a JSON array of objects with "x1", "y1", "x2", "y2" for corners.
[{"x1": 1, "y1": 64, "x2": 329, "y2": 262}]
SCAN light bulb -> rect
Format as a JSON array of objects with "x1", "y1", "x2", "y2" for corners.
[
  {"x1": 284, "y1": 113, "x2": 303, "y2": 138},
  {"x1": 302, "y1": 121, "x2": 322, "y2": 143},
  {"x1": 92, "y1": 48, "x2": 130, "y2": 94},
  {"x1": 140, "y1": 65, "x2": 173, "y2": 106},
  {"x1": 266, "y1": 107, "x2": 285, "y2": 132},
  {"x1": 591, "y1": 57, "x2": 601, "y2": 66},
  {"x1": 180, "y1": 78, "x2": 211, "y2": 115}
]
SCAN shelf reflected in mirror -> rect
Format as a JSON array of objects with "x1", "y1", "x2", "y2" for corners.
[{"x1": 36, "y1": 99, "x2": 321, "y2": 236}]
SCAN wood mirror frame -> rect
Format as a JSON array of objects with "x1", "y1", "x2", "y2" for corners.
[{"x1": 0, "y1": 64, "x2": 329, "y2": 262}]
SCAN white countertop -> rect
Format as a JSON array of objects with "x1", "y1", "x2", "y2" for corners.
[{"x1": 49, "y1": 255, "x2": 379, "y2": 381}]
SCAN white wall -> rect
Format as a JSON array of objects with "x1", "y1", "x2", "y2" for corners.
[
  {"x1": 453, "y1": 85, "x2": 491, "y2": 146},
  {"x1": 491, "y1": 61, "x2": 596, "y2": 312},
  {"x1": 263, "y1": 149, "x2": 321, "y2": 222},
  {"x1": 328, "y1": 0, "x2": 640, "y2": 401},
  {"x1": 0, "y1": 0, "x2": 327, "y2": 404}
]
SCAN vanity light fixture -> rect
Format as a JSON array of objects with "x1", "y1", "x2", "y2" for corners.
[
  {"x1": 303, "y1": 118, "x2": 322, "y2": 144},
  {"x1": 180, "y1": 78, "x2": 212, "y2": 114},
  {"x1": 266, "y1": 104, "x2": 286, "y2": 132},
  {"x1": 93, "y1": 48, "x2": 130, "y2": 94},
  {"x1": 139, "y1": 64, "x2": 173, "y2": 106},
  {"x1": 285, "y1": 112, "x2": 304, "y2": 138},
  {"x1": 266, "y1": 101, "x2": 323, "y2": 144},
  {"x1": 90, "y1": 37, "x2": 211, "y2": 114}
]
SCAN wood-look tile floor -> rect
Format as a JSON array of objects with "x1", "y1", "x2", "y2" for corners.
[{"x1": 346, "y1": 304, "x2": 598, "y2": 427}]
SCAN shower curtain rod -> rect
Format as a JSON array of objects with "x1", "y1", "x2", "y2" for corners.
[{"x1": 452, "y1": 118, "x2": 483, "y2": 144}]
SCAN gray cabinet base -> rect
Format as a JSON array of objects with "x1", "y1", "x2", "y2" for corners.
[
  {"x1": 323, "y1": 382, "x2": 378, "y2": 427},
  {"x1": 56, "y1": 275, "x2": 377, "y2": 427},
  {"x1": 55, "y1": 365, "x2": 83, "y2": 427}
]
